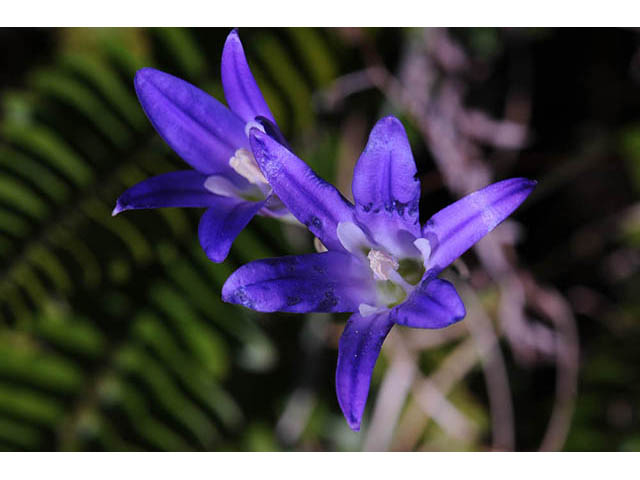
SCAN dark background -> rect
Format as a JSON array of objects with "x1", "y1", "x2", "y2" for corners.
[{"x1": 0, "y1": 27, "x2": 638, "y2": 451}]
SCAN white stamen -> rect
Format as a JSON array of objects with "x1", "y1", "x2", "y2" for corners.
[
  {"x1": 367, "y1": 249, "x2": 399, "y2": 281},
  {"x1": 244, "y1": 120, "x2": 266, "y2": 138},
  {"x1": 204, "y1": 175, "x2": 241, "y2": 197},
  {"x1": 313, "y1": 237, "x2": 328, "y2": 253},
  {"x1": 413, "y1": 238, "x2": 432, "y2": 267},
  {"x1": 336, "y1": 221, "x2": 369, "y2": 255},
  {"x1": 359, "y1": 303, "x2": 382, "y2": 317},
  {"x1": 229, "y1": 148, "x2": 267, "y2": 185}
]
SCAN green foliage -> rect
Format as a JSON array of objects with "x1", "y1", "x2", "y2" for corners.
[
  {"x1": 3, "y1": 27, "x2": 637, "y2": 453},
  {"x1": 0, "y1": 27, "x2": 342, "y2": 451}
]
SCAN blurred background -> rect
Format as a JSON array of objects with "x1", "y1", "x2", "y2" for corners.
[{"x1": 0, "y1": 27, "x2": 638, "y2": 451}]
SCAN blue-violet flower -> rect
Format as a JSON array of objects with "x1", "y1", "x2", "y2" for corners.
[
  {"x1": 112, "y1": 29, "x2": 291, "y2": 262},
  {"x1": 222, "y1": 116, "x2": 536, "y2": 430}
]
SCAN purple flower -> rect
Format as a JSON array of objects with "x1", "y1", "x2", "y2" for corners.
[
  {"x1": 222, "y1": 115, "x2": 536, "y2": 430},
  {"x1": 112, "y1": 29, "x2": 291, "y2": 262}
]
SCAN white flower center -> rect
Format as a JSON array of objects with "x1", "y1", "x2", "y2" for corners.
[
  {"x1": 229, "y1": 148, "x2": 267, "y2": 185},
  {"x1": 367, "y1": 249, "x2": 399, "y2": 281},
  {"x1": 359, "y1": 248, "x2": 427, "y2": 317}
]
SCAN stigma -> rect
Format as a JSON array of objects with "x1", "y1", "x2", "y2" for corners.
[
  {"x1": 229, "y1": 148, "x2": 268, "y2": 185},
  {"x1": 367, "y1": 249, "x2": 399, "y2": 281}
]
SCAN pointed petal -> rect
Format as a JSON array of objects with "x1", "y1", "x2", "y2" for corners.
[
  {"x1": 113, "y1": 170, "x2": 214, "y2": 215},
  {"x1": 249, "y1": 128, "x2": 354, "y2": 251},
  {"x1": 336, "y1": 311, "x2": 394, "y2": 431},
  {"x1": 222, "y1": 252, "x2": 375, "y2": 313},
  {"x1": 198, "y1": 197, "x2": 264, "y2": 263},
  {"x1": 221, "y1": 29, "x2": 275, "y2": 125},
  {"x1": 391, "y1": 278, "x2": 465, "y2": 329},
  {"x1": 135, "y1": 67, "x2": 247, "y2": 176},
  {"x1": 423, "y1": 178, "x2": 537, "y2": 274},
  {"x1": 352, "y1": 116, "x2": 421, "y2": 255}
]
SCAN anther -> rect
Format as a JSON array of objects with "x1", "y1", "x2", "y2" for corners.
[
  {"x1": 229, "y1": 148, "x2": 268, "y2": 185},
  {"x1": 367, "y1": 249, "x2": 399, "y2": 281}
]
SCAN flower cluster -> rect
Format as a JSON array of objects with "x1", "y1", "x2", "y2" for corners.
[
  {"x1": 113, "y1": 29, "x2": 292, "y2": 263},
  {"x1": 114, "y1": 29, "x2": 536, "y2": 431}
]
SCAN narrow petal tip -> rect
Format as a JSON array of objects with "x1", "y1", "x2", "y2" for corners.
[
  {"x1": 222, "y1": 28, "x2": 275, "y2": 124},
  {"x1": 221, "y1": 272, "x2": 255, "y2": 309},
  {"x1": 367, "y1": 115, "x2": 411, "y2": 148},
  {"x1": 202, "y1": 244, "x2": 227, "y2": 264},
  {"x1": 133, "y1": 67, "x2": 157, "y2": 90},
  {"x1": 347, "y1": 419, "x2": 361, "y2": 432},
  {"x1": 226, "y1": 28, "x2": 240, "y2": 42},
  {"x1": 520, "y1": 177, "x2": 538, "y2": 189},
  {"x1": 111, "y1": 201, "x2": 125, "y2": 217},
  {"x1": 503, "y1": 177, "x2": 538, "y2": 204},
  {"x1": 377, "y1": 114, "x2": 403, "y2": 129},
  {"x1": 507, "y1": 176, "x2": 537, "y2": 192}
]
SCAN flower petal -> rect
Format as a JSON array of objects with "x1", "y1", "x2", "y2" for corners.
[
  {"x1": 198, "y1": 197, "x2": 264, "y2": 263},
  {"x1": 336, "y1": 311, "x2": 394, "y2": 431},
  {"x1": 135, "y1": 67, "x2": 247, "y2": 176},
  {"x1": 221, "y1": 29, "x2": 275, "y2": 125},
  {"x1": 112, "y1": 170, "x2": 214, "y2": 215},
  {"x1": 222, "y1": 252, "x2": 375, "y2": 313},
  {"x1": 203, "y1": 175, "x2": 246, "y2": 198},
  {"x1": 423, "y1": 178, "x2": 537, "y2": 274},
  {"x1": 336, "y1": 221, "x2": 370, "y2": 256},
  {"x1": 249, "y1": 128, "x2": 354, "y2": 251},
  {"x1": 390, "y1": 278, "x2": 465, "y2": 329},
  {"x1": 352, "y1": 116, "x2": 421, "y2": 255}
]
